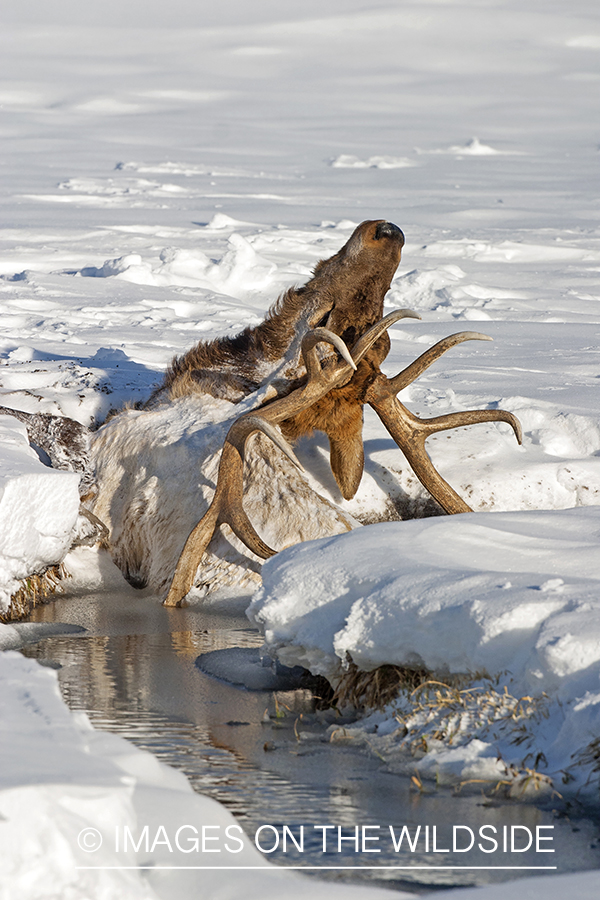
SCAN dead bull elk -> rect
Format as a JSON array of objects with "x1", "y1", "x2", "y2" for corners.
[{"x1": 90, "y1": 220, "x2": 521, "y2": 606}]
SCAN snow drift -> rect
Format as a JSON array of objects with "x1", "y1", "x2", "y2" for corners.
[
  {"x1": 249, "y1": 507, "x2": 600, "y2": 795},
  {"x1": 0, "y1": 415, "x2": 80, "y2": 616}
]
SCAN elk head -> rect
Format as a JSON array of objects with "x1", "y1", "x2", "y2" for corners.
[{"x1": 163, "y1": 220, "x2": 522, "y2": 607}]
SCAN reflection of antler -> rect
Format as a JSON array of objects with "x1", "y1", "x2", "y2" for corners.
[{"x1": 164, "y1": 312, "x2": 522, "y2": 607}]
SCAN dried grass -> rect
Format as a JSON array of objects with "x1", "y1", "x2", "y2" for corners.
[
  {"x1": 403, "y1": 679, "x2": 544, "y2": 735},
  {"x1": 573, "y1": 736, "x2": 600, "y2": 774},
  {"x1": 325, "y1": 660, "x2": 555, "y2": 797},
  {"x1": 1, "y1": 565, "x2": 69, "y2": 623},
  {"x1": 391, "y1": 678, "x2": 549, "y2": 769},
  {"x1": 570, "y1": 737, "x2": 600, "y2": 793},
  {"x1": 332, "y1": 660, "x2": 432, "y2": 710}
]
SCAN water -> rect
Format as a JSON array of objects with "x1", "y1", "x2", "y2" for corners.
[{"x1": 21, "y1": 583, "x2": 600, "y2": 893}]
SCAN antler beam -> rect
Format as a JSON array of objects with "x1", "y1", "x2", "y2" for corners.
[
  {"x1": 164, "y1": 310, "x2": 420, "y2": 606},
  {"x1": 164, "y1": 314, "x2": 522, "y2": 607},
  {"x1": 366, "y1": 332, "x2": 522, "y2": 515}
]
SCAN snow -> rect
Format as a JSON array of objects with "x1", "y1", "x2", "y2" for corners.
[
  {"x1": 1, "y1": 649, "x2": 598, "y2": 899},
  {"x1": 0, "y1": 416, "x2": 80, "y2": 612},
  {"x1": 0, "y1": 650, "x2": 407, "y2": 900},
  {"x1": 1, "y1": 0, "x2": 600, "y2": 895},
  {"x1": 439, "y1": 871, "x2": 600, "y2": 900},
  {"x1": 331, "y1": 156, "x2": 418, "y2": 170},
  {"x1": 249, "y1": 507, "x2": 600, "y2": 793}
]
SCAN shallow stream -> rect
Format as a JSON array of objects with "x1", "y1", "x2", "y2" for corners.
[{"x1": 21, "y1": 581, "x2": 600, "y2": 894}]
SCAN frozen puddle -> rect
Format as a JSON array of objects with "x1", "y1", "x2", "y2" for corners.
[{"x1": 21, "y1": 586, "x2": 600, "y2": 893}]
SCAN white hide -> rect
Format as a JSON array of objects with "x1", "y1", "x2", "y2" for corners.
[{"x1": 90, "y1": 389, "x2": 354, "y2": 597}]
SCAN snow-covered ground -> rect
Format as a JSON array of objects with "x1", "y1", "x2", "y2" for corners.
[
  {"x1": 249, "y1": 507, "x2": 600, "y2": 797},
  {"x1": 0, "y1": 647, "x2": 409, "y2": 900},
  {"x1": 1, "y1": 0, "x2": 600, "y2": 896},
  {"x1": 0, "y1": 416, "x2": 80, "y2": 611},
  {"x1": 2, "y1": 642, "x2": 599, "y2": 900}
]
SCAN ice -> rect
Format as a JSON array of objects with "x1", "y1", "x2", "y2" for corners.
[
  {"x1": 440, "y1": 872, "x2": 600, "y2": 900},
  {"x1": 196, "y1": 647, "x2": 309, "y2": 691},
  {"x1": 0, "y1": 621, "x2": 84, "y2": 651}
]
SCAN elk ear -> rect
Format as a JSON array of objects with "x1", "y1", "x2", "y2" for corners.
[{"x1": 329, "y1": 424, "x2": 365, "y2": 501}]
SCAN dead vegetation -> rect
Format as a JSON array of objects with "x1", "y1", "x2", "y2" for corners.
[
  {"x1": 398, "y1": 678, "x2": 548, "y2": 745},
  {"x1": 332, "y1": 660, "x2": 431, "y2": 710},
  {"x1": 316, "y1": 659, "x2": 557, "y2": 797},
  {"x1": 1, "y1": 564, "x2": 68, "y2": 623},
  {"x1": 571, "y1": 736, "x2": 600, "y2": 789},
  {"x1": 456, "y1": 763, "x2": 560, "y2": 801}
]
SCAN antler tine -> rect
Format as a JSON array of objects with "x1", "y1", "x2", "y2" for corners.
[
  {"x1": 227, "y1": 414, "x2": 304, "y2": 472},
  {"x1": 415, "y1": 407, "x2": 523, "y2": 444},
  {"x1": 165, "y1": 329, "x2": 360, "y2": 607},
  {"x1": 364, "y1": 327, "x2": 524, "y2": 515},
  {"x1": 302, "y1": 327, "x2": 356, "y2": 380},
  {"x1": 386, "y1": 331, "x2": 493, "y2": 394},
  {"x1": 367, "y1": 389, "x2": 474, "y2": 514},
  {"x1": 164, "y1": 502, "x2": 222, "y2": 606},
  {"x1": 351, "y1": 309, "x2": 422, "y2": 365},
  {"x1": 164, "y1": 427, "x2": 280, "y2": 608},
  {"x1": 367, "y1": 388, "x2": 523, "y2": 515},
  {"x1": 367, "y1": 323, "x2": 523, "y2": 515}
]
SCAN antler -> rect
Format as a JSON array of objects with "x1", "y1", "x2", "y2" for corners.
[
  {"x1": 164, "y1": 309, "x2": 420, "y2": 606},
  {"x1": 366, "y1": 332, "x2": 522, "y2": 515},
  {"x1": 165, "y1": 317, "x2": 522, "y2": 607}
]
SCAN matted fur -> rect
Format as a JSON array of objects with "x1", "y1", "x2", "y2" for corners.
[{"x1": 91, "y1": 221, "x2": 405, "y2": 595}]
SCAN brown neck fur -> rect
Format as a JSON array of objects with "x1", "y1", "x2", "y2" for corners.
[{"x1": 154, "y1": 220, "x2": 404, "y2": 410}]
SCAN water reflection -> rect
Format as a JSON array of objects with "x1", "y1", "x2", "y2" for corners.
[{"x1": 21, "y1": 586, "x2": 600, "y2": 892}]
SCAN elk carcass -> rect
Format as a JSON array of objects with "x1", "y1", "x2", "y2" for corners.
[{"x1": 89, "y1": 220, "x2": 521, "y2": 605}]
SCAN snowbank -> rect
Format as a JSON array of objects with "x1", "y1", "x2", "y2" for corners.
[
  {"x1": 1, "y1": 647, "x2": 599, "y2": 899},
  {"x1": 0, "y1": 415, "x2": 80, "y2": 616},
  {"x1": 249, "y1": 507, "x2": 600, "y2": 795},
  {"x1": 440, "y1": 871, "x2": 600, "y2": 900},
  {"x1": 0, "y1": 650, "x2": 409, "y2": 900}
]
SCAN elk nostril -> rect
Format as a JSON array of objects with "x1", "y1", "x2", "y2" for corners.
[{"x1": 374, "y1": 222, "x2": 404, "y2": 243}]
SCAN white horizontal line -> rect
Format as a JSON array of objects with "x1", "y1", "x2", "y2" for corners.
[{"x1": 76, "y1": 866, "x2": 559, "y2": 871}]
